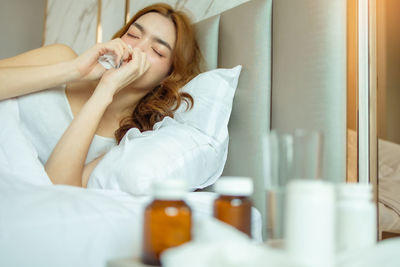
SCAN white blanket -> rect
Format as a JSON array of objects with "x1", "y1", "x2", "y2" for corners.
[{"x1": 0, "y1": 99, "x2": 262, "y2": 267}]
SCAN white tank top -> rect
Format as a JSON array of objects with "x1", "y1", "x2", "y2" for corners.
[{"x1": 17, "y1": 84, "x2": 117, "y2": 165}]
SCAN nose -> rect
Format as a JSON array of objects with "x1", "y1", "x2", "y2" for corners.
[{"x1": 133, "y1": 39, "x2": 150, "y2": 53}]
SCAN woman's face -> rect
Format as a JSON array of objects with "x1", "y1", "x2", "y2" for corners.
[{"x1": 121, "y1": 12, "x2": 176, "y2": 91}]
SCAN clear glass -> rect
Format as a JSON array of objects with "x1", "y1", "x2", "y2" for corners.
[
  {"x1": 266, "y1": 129, "x2": 323, "y2": 240},
  {"x1": 292, "y1": 129, "x2": 323, "y2": 180},
  {"x1": 266, "y1": 130, "x2": 293, "y2": 239}
]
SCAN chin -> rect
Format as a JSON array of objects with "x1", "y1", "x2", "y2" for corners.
[
  {"x1": 126, "y1": 80, "x2": 156, "y2": 94},
  {"x1": 133, "y1": 75, "x2": 166, "y2": 91}
]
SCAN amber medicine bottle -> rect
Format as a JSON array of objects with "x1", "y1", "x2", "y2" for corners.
[
  {"x1": 213, "y1": 176, "x2": 253, "y2": 237},
  {"x1": 141, "y1": 179, "x2": 192, "y2": 266}
]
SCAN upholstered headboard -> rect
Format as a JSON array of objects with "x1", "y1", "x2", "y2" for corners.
[{"x1": 193, "y1": 0, "x2": 272, "y2": 235}]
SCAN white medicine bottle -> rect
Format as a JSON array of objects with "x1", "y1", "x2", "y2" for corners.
[{"x1": 336, "y1": 183, "x2": 377, "y2": 253}]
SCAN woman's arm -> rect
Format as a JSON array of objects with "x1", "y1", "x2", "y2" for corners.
[
  {"x1": 0, "y1": 44, "x2": 77, "y2": 67},
  {"x1": 0, "y1": 44, "x2": 80, "y2": 100},
  {"x1": 45, "y1": 46, "x2": 151, "y2": 187},
  {"x1": 82, "y1": 155, "x2": 104, "y2": 188},
  {"x1": 45, "y1": 86, "x2": 112, "y2": 186},
  {"x1": 0, "y1": 39, "x2": 130, "y2": 101},
  {"x1": 0, "y1": 62, "x2": 80, "y2": 100}
]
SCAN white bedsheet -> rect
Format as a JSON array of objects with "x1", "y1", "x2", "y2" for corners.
[
  {"x1": 0, "y1": 99, "x2": 262, "y2": 267},
  {"x1": 0, "y1": 175, "x2": 261, "y2": 267}
]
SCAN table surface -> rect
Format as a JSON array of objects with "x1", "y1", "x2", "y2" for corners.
[
  {"x1": 108, "y1": 258, "x2": 153, "y2": 267},
  {"x1": 107, "y1": 240, "x2": 283, "y2": 267}
]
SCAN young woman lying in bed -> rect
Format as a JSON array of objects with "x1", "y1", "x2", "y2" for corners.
[
  {"x1": 0, "y1": 3, "x2": 204, "y2": 187},
  {"x1": 0, "y1": 3, "x2": 241, "y2": 192}
]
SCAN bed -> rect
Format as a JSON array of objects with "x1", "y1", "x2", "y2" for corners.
[
  {"x1": 0, "y1": 1, "x2": 272, "y2": 266},
  {"x1": 377, "y1": 138, "x2": 400, "y2": 237}
]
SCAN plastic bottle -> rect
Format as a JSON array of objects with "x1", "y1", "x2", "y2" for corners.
[
  {"x1": 141, "y1": 179, "x2": 192, "y2": 266},
  {"x1": 336, "y1": 183, "x2": 377, "y2": 253},
  {"x1": 285, "y1": 179, "x2": 336, "y2": 267},
  {"x1": 213, "y1": 176, "x2": 253, "y2": 237}
]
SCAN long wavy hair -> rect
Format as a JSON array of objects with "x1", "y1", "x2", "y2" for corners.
[{"x1": 112, "y1": 3, "x2": 203, "y2": 144}]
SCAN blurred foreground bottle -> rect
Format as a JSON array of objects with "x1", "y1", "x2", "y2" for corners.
[
  {"x1": 213, "y1": 176, "x2": 253, "y2": 237},
  {"x1": 336, "y1": 183, "x2": 377, "y2": 253},
  {"x1": 141, "y1": 179, "x2": 192, "y2": 266},
  {"x1": 285, "y1": 180, "x2": 335, "y2": 267}
]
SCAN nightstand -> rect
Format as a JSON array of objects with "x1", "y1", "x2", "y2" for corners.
[{"x1": 107, "y1": 258, "x2": 153, "y2": 267}]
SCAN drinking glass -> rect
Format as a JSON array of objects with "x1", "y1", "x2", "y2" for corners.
[{"x1": 265, "y1": 129, "x2": 323, "y2": 241}]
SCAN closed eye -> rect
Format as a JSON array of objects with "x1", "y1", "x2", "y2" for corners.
[
  {"x1": 152, "y1": 48, "x2": 164, "y2": 57},
  {"x1": 127, "y1": 33, "x2": 139, "y2": 39}
]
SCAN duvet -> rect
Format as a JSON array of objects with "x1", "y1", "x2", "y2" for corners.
[{"x1": 0, "y1": 99, "x2": 261, "y2": 267}]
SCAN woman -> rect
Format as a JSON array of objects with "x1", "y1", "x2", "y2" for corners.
[{"x1": 0, "y1": 3, "x2": 202, "y2": 187}]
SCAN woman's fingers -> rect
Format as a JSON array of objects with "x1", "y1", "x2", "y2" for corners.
[
  {"x1": 127, "y1": 48, "x2": 151, "y2": 79},
  {"x1": 112, "y1": 40, "x2": 126, "y2": 67},
  {"x1": 97, "y1": 46, "x2": 152, "y2": 96},
  {"x1": 131, "y1": 48, "x2": 142, "y2": 72},
  {"x1": 74, "y1": 38, "x2": 135, "y2": 81},
  {"x1": 120, "y1": 44, "x2": 132, "y2": 66},
  {"x1": 141, "y1": 52, "x2": 151, "y2": 74},
  {"x1": 98, "y1": 38, "x2": 131, "y2": 67}
]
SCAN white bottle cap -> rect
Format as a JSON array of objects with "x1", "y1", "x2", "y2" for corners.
[
  {"x1": 152, "y1": 179, "x2": 188, "y2": 200},
  {"x1": 337, "y1": 183, "x2": 373, "y2": 201},
  {"x1": 286, "y1": 179, "x2": 335, "y2": 196},
  {"x1": 214, "y1": 176, "x2": 254, "y2": 196}
]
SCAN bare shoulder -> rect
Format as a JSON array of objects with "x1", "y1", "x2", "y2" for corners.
[{"x1": 0, "y1": 44, "x2": 78, "y2": 67}]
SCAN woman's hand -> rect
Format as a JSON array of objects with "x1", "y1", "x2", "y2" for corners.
[
  {"x1": 97, "y1": 47, "x2": 151, "y2": 96},
  {"x1": 72, "y1": 38, "x2": 132, "y2": 81}
]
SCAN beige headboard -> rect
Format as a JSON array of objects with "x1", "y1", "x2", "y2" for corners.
[
  {"x1": 194, "y1": 0, "x2": 348, "y2": 240},
  {"x1": 194, "y1": 0, "x2": 272, "y2": 236},
  {"x1": 220, "y1": 0, "x2": 272, "y2": 237}
]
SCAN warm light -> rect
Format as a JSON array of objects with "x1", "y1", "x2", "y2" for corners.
[
  {"x1": 358, "y1": 0, "x2": 369, "y2": 183},
  {"x1": 96, "y1": 0, "x2": 102, "y2": 43}
]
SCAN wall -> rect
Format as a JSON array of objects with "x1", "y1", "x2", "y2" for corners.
[
  {"x1": 0, "y1": 0, "x2": 45, "y2": 59},
  {"x1": 271, "y1": 0, "x2": 347, "y2": 182},
  {"x1": 377, "y1": 0, "x2": 387, "y2": 141},
  {"x1": 347, "y1": 0, "x2": 357, "y2": 132},
  {"x1": 383, "y1": 0, "x2": 400, "y2": 144},
  {"x1": 346, "y1": 0, "x2": 358, "y2": 182},
  {"x1": 44, "y1": 0, "x2": 249, "y2": 54}
]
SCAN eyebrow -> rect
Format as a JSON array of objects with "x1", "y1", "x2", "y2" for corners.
[{"x1": 132, "y1": 22, "x2": 173, "y2": 51}]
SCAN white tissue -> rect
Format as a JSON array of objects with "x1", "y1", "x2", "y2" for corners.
[
  {"x1": 98, "y1": 45, "x2": 133, "y2": 69},
  {"x1": 161, "y1": 218, "x2": 295, "y2": 267},
  {"x1": 98, "y1": 54, "x2": 118, "y2": 69}
]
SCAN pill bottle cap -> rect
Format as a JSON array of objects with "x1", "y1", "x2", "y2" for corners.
[
  {"x1": 337, "y1": 183, "x2": 373, "y2": 201},
  {"x1": 153, "y1": 179, "x2": 188, "y2": 200},
  {"x1": 214, "y1": 176, "x2": 253, "y2": 196},
  {"x1": 286, "y1": 179, "x2": 335, "y2": 197}
]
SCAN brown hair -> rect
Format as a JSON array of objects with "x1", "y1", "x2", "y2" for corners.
[{"x1": 112, "y1": 3, "x2": 203, "y2": 144}]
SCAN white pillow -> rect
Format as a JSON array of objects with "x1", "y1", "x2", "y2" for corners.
[
  {"x1": 87, "y1": 66, "x2": 242, "y2": 195},
  {"x1": 175, "y1": 66, "x2": 241, "y2": 143}
]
